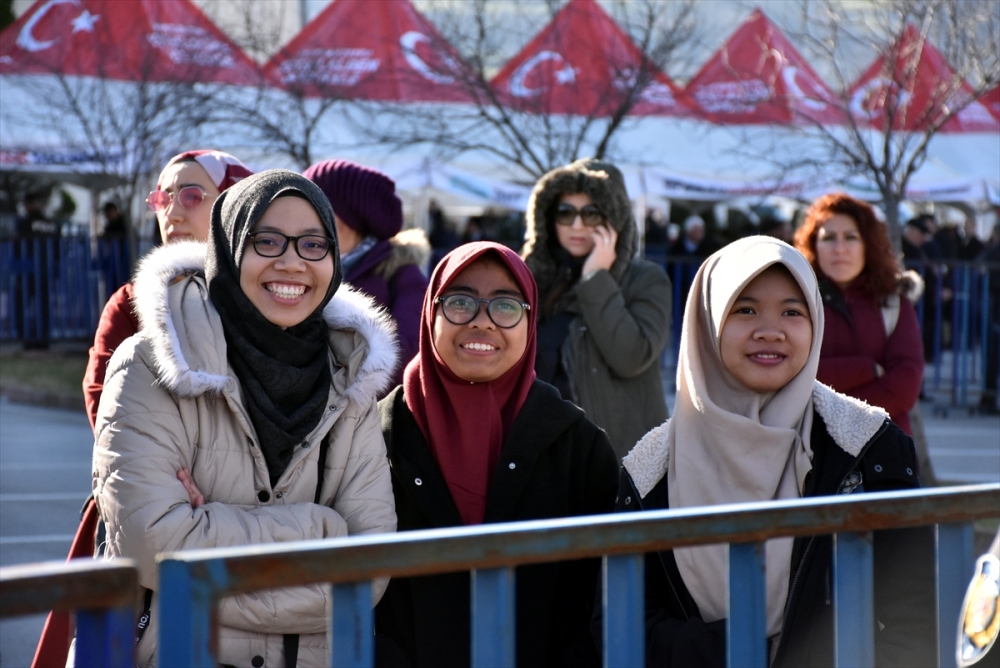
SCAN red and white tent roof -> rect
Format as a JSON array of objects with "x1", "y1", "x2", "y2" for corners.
[
  {"x1": 684, "y1": 9, "x2": 843, "y2": 125},
  {"x1": 262, "y1": 0, "x2": 471, "y2": 103},
  {"x1": 0, "y1": 0, "x2": 260, "y2": 85},
  {"x1": 980, "y1": 85, "x2": 1000, "y2": 121},
  {"x1": 489, "y1": 0, "x2": 691, "y2": 117},
  {"x1": 848, "y1": 25, "x2": 999, "y2": 133}
]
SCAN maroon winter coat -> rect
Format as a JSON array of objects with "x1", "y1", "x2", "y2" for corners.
[
  {"x1": 817, "y1": 279, "x2": 924, "y2": 434},
  {"x1": 83, "y1": 283, "x2": 139, "y2": 430}
]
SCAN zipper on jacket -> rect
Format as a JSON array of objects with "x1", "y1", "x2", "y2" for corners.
[{"x1": 769, "y1": 420, "x2": 889, "y2": 667}]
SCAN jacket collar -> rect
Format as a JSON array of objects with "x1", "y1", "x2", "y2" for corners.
[
  {"x1": 131, "y1": 241, "x2": 398, "y2": 406},
  {"x1": 622, "y1": 382, "x2": 889, "y2": 499}
]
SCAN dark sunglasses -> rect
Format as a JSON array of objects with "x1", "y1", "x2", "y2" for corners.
[
  {"x1": 146, "y1": 186, "x2": 210, "y2": 213},
  {"x1": 554, "y1": 203, "x2": 606, "y2": 227},
  {"x1": 246, "y1": 231, "x2": 335, "y2": 262},
  {"x1": 436, "y1": 294, "x2": 530, "y2": 328}
]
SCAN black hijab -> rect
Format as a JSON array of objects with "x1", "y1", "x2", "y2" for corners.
[{"x1": 205, "y1": 169, "x2": 341, "y2": 486}]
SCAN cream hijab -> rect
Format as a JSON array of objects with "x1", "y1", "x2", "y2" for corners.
[{"x1": 668, "y1": 236, "x2": 824, "y2": 636}]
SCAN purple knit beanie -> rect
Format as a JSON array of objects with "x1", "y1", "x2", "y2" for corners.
[{"x1": 303, "y1": 159, "x2": 403, "y2": 240}]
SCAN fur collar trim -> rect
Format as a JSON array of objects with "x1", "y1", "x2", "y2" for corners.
[
  {"x1": 131, "y1": 241, "x2": 398, "y2": 405},
  {"x1": 622, "y1": 382, "x2": 889, "y2": 499}
]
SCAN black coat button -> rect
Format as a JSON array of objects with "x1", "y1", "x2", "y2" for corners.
[
  {"x1": 257, "y1": 490, "x2": 270, "y2": 503},
  {"x1": 252, "y1": 656, "x2": 264, "y2": 667}
]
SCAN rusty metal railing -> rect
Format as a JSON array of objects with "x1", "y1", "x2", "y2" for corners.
[
  {"x1": 155, "y1": 483, "x2": 999, "y2": 668},
  {"x1": 0, "y1": 558, "x2": 138, "y2": 668}
]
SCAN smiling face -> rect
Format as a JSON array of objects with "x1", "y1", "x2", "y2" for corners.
[
  {"x1": 815, "y1": 213, "x2": 866, "y2": 289},
  {"x1": 156, "y1": 161, "x2": 220, "y2": 244},
  {"x1": 433, "y1": 257, "x2": 529, "y2": 383},
  {"x1": 554, "y1": 192, "x2": 598, "y2": 258},
  {"x1": 719, "y1": 265, "x2": 813, "y2": 394},
  {"x1": 239, "y1": 195, "x2": 335, "y2": 328}
]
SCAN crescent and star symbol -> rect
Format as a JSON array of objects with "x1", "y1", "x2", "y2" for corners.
[
  {"x1": 507, "y1": 51, "x2": 577, "y2": 98},
  {"x1": 16, "y1": 0, "x2": 99, "y2": 53},
  {"x1": 400, "y1": 31, "x2": 456, "y2": 85}
]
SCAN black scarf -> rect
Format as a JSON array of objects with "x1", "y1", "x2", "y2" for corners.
[{"x1": 205, "y1": 170, "x2": 342, "y2": 487}]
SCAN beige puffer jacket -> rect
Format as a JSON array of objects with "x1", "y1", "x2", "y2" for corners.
[{"x1": 92, "y1": 242, "x2": 398, "y2": 668}]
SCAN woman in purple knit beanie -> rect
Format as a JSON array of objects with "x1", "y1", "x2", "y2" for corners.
[{"x1": 304, "y1": 159, "x2": 429, "y2": 388}]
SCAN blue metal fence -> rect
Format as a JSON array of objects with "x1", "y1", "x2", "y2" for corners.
[
  {"x1": 146, "y1": 484, "x2": 998, "y2": 668},
  {"x1": 0, "y1": 559, "x2": 138, "y2": 668},
  {"x1": 0, "y1": 235, "x2": 129, "y2": 341}
]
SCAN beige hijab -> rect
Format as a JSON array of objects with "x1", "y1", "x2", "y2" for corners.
[{"x1": 668, "y1": 236, "x2": 824, "y2": 636}]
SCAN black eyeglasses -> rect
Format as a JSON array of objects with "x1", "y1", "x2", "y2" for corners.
[
  {"x1": 436, "y1": 294, "x2": 530, "y2": 328},
  {"x1": 246, "y1": 231, "x2": 335, "y2": 261},
  {"x1": 554, "y1": 203, "x2": 605, "y2": 227}
]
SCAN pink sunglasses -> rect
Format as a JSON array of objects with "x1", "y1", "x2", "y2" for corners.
[{"x1": 146, "y1": 185, "x2": 210, "y2": 213}]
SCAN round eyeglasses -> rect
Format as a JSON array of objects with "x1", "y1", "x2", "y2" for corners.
[
  {"x1": 554, "y1": 203, "x2": 605, "y2": 227},
  {"x1": 146, "y1": 186, "x2": 210, "y2": 213},
  {"x1": 246, "y1": 231, "x2": 335, "y2": 262},
  {"x1": 436, "y1": 294, "x2": 530, "y2": 329}
]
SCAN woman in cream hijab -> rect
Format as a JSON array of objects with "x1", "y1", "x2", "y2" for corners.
[{"x1": 617, "y1": 236, "x2": 934, "y2": 667}]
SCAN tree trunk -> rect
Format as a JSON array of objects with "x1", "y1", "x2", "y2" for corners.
[{"x1": 882, "y1": 189, "x2": 903, "y2": 256}]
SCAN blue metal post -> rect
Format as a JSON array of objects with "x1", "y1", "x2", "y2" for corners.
[
  {"x1": 603, "y1": 554, "x2": 644, "y2": 668},
  {"x1": 471, "y1": 567, "x2": 514, "y2": 668},
  {"x1": 833, "y1": 532, "x2": 874, "y2": 667},
  {"x1": 728, "y1": 542, "x2": 766, "y2": 668},
  {"x1": 75, "y1": 605, "x2": 134, "y2": 668},
  {"x1": 982, "y1": 270, "x2": 991, "y2": 399},
  {"x1": 954, "y1": 266, "x2": 970, "y2": 406},
  {"x1": 331, "y1": 581, "x2": 373, "y2": 668},
  {"x1": 934, "y1": 267, "x2": 944, "y2": 389},
  {"x1": 937, "y1": 522, "x2": 974, "y2": 668},
  {"x1": 157, "y1": 559, "x2": 218, "y2": 668}
]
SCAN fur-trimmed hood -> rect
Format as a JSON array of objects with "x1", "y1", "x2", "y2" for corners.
[
  {"x1": 622, "y1": 382, "x2": 889, "y2": 500},
  {"x1": 130, "y1": 241, "x2": 398, "y2": 407},
  {"x1": 521, "y1": 158, "x2": 637, "y2": 290},
  {"x1": 376, "y1": 228, "x2": 430, "y2": 280},
  {"x1": 898, "y1": 269, "x2": 924, "y2": 303}
]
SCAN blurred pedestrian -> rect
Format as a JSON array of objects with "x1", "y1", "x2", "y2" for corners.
[
  {"x1": 794, "y1": 193, "x2": 924, "y2": 435},
  {"x1": 521, "y1": 158, "x2": 671, "y2": 461},
  {"x1": 82, "y1": 150, "x2": 252, "y2": 429},
  {"x1": 613, "y1": 235, "x2": 934, "y2": 667},
  {"x1": 100, "y1": 201, "x2": 127, "y2": 240},
  {"x1": 428, "y1": 198, "x2": 459, "y2": 267},
  {"x1": 668, "y1": 214, "x2": 717, "y2": 313},
  {"x1": 979, "y1": 222, "x2": 1000, "y2": 415},
  {"x1": 304, "y1": 159, "x2": 428, "y2": 386},
  {"x1": 375, "y1": 242, "x2": 617, "y2": 667},
  {"x1": 92, "y1": 170, "x2": 397, "y2": 667}
]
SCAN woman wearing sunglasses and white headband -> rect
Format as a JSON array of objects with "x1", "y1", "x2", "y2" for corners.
[
  {"x1": 82, "y1": 149, "x2": 252, "y2": 429},
  {"x1": 522, "y1": 158, "x2": 672, "y2": 461},
  {"x1": 92, "y1": 170, "x2": 397, "y2": 667},
  {"x1": 375, "y1": 242, "x2": 618, "y2": 667}
]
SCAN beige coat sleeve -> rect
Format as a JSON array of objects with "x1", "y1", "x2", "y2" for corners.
[{"x1": 93, "y1": 350, "x2": 346, "y2": 635}]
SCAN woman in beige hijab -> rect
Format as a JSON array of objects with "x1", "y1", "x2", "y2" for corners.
[{"x1": 616, "y1": 236, "x2": 934, "y2": 667}]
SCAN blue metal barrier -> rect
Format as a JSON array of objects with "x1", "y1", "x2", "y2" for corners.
[
  {"x1": 0, "y1": 558, "x2": 139, "y2": 668},
  {"x1": 0, "y1": 235, "x2": 129, "y2": 341},
  {"x1": 154, "y1": 484, "x2": 998, "y2": 668}
]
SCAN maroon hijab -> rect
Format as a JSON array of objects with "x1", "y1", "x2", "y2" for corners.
[{"x1": 403, "y1": 242, "x2": 538, "y2": 525}]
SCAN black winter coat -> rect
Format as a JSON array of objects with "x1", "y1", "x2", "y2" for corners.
[
  {"x1": 375, "y1": 381, "x2": 620, "y2": 668},
  {"x1": 615, "y1": 410, "x2": 936, "y2": 668}
]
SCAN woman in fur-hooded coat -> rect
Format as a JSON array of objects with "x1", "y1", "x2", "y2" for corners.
[
  {"x1": 522, "y1": 158, "x2": 671, "y2": 461},
  {"x1": 92, "y1": 170, "x2": 398, "y2": 668}
]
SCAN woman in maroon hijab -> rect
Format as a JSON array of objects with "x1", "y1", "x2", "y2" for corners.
[{"x1": 375, "y1": 241, "x2": 619, "y2": 667}]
